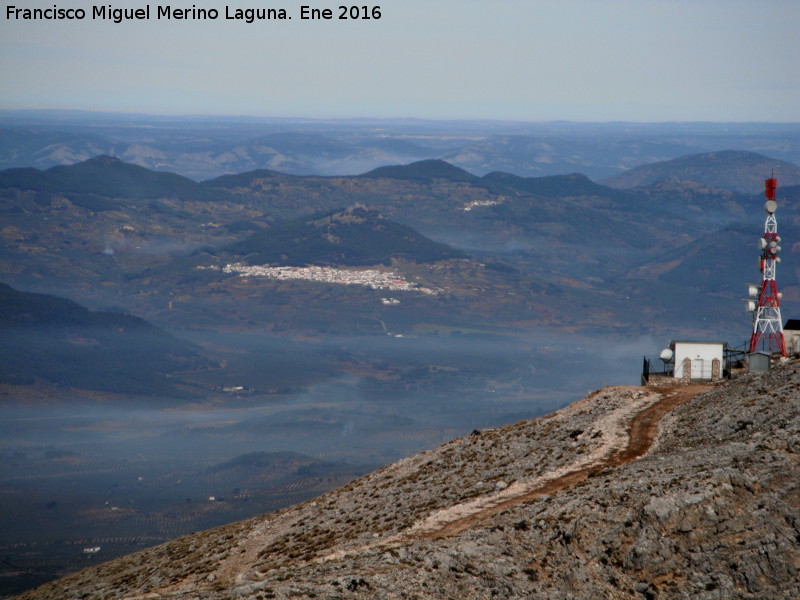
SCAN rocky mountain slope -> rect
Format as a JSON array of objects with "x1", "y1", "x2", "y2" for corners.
[{"x1": 19, "y1": 361, "x2": 800, "y2": 599}]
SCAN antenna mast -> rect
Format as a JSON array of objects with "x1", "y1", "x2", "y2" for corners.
[{"x1": 748, "y1": 174, "x2": 787, "y2": 356}]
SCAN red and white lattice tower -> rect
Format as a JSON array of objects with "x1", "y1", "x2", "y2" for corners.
[{"x1": 747, "y1": 175, "x2": 786, "y2": 356}]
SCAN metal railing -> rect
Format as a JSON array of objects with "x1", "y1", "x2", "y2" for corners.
[{"x1": 641, "y1": 356, "x2": 672, "y2": 385}]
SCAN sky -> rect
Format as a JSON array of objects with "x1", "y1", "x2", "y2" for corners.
[{"x1": 1, "y1": 0, "x2": 799, "y2": 122}]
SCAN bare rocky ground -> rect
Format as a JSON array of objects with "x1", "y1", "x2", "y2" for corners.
[{"x1": 16, "y1": 361, "x2": 800, "y2": 600}]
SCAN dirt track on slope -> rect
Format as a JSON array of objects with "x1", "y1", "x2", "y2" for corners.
[
  {"x1": 424, "y1": 384, "x2": 711, "y2": 540},
  {"x1": 313, "y1": 384, "x2": 713, "y2": 564},
  {"x1": 119, "y1": 385, "x2": 715, "y2": 596}
]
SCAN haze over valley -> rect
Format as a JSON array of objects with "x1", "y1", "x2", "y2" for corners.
[{"x1": 2, "y1": 115, "x2": 800, "y2": 597}]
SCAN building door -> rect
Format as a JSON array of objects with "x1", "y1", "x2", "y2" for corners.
[{"x1": 692, "y1": 357, "x2": 710, "y2": 380}]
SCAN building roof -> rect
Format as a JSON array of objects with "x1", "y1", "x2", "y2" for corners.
[
  {"x1": 784, "y1": 319, "x2": 800, "y2": 330},
  {"x1": 669, "y1": 340, "x2": 728, "y2": 348}
]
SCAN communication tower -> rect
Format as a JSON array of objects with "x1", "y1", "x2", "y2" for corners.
[{"x1": 746, "y1": 175, "x2": 787, "y2": 356}]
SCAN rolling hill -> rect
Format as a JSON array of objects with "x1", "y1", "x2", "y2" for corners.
[
  {"x1": 0, "y1": 155, "x2": 226, "y2": 206},
  {"x1": 361, "y1": 159, "x2": 479, "y2": 182},
  {"x1": 601, "y1": 150, "x2": 800, "y2": 194},
  {"x1": 0, "y1": 283, "x2": 209, "y2": 396},
  {"x1": 221, "y1": 205, "x2": 467, "y2": 267}
]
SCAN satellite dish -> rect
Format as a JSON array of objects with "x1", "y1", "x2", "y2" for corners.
[
  {"x1": 745, "y1": 300, "x2": 757, "y2": 312},
  {"x1": 765, "y1": 200, "x2": 778, "y2": 213},
  {"x1": 659, "y1": 348, "x2": 674, "y2": 362},
  {"x1": 759, "y1": 238, "x2": 768, "y2": 250},
  {"x1": 747, "y1": 284, "x2": 759, "y2": 297}
]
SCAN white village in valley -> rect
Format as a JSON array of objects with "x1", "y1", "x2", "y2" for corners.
[{"x1": 212, "y1": 262, "x2": 438, "y2": 295}]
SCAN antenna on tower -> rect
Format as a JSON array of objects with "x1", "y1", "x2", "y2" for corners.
[{"x1": 746, "y1": 174, "x2": 786, "y2": 356}]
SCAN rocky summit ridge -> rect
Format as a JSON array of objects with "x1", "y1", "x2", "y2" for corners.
[{"x1": 18, "y1": 362, "x2": 800, "y2": 600}]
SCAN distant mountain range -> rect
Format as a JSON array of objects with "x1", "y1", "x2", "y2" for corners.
[
  {"x1": 2, "y1": 149, "x2": 800, "y2": 341},
  {"x1": 2, "y1": 112, "x2": 799, "y2": 180}
]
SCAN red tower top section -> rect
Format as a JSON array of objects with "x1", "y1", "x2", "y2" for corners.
[{"x1": 766, "y1": 177, "x2": 777, "y2": 201}]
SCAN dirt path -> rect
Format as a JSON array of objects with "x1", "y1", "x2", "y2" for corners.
[
  {"x1": 610, "y1": 384, "x2": 710, "y2": 463},
  {"x1": 190, "y1": 382, "x2": 710, "y2": 583},
  {"x1": 128, "y1": 384, "x2": 713, "y2": 599},
  {"x1": 422, "y1": 384, "x2": 711, "y2": 540},
  {"x1": 317, "y1": 384, "x2": 712, "y2": 564}
]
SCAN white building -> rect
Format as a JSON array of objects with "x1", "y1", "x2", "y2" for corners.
[
  {"x1": 783, "y1": 320, "x2": 800, "y2": 356},
  {"x1": 671, "y1": 340, "x2": 727, "y2": 381}
]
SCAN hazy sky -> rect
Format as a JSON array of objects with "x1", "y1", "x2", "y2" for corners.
[{"x1": 1, "y1": 0, "x2": 798, "y2": 121}]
